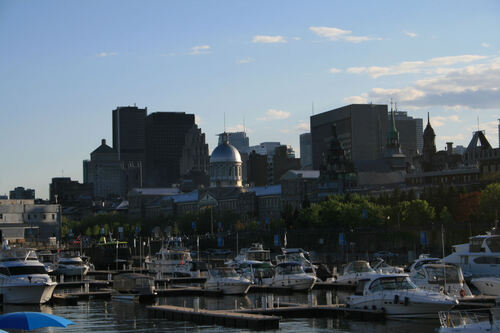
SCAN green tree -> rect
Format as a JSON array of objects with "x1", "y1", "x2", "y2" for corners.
[{"x1": 479, "y1": 183, "x2": 500, "y2": 224}]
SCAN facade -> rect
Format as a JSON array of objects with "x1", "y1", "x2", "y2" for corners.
[
  {"x1": 311, "y1": 104, "x2": 421, "y2": 170},
  {"x1": 85, "y1": 139, "x2": 122, "y2": 199},
  {"x1": 0, "y1": 200, "x2": 61, "y2": 241},
  {"x1": 300, "y1": 133, "x2": 313, "y2": 170},
  {"x1": 280, "y1": 170, "x2": 319, "y2": 209},
  {"x1": 219, "y1": 132, "x2": 249, "y2": 154},
  {"x1": 179, "y1": 125, "x2": 210, "y2": 188},
  {"x1": 210, "y1": 133, "x2": 243, "y2": 188},
  {"x1": 394, "y1": 111, "x2": 423, "y2": 158},
  {"x1": 247, "y1": 151, "x2": 268, "y2": 186},
  {"x1": 9, "y1": 187, "x2": 35, "y2": 200},
  {"x1": 112, "y1": 105, "x2": 147, "y2": 164},
  {"x1": 145, "y1": 112, "x2": 206, "y2": 187},
  {"x1": 272, "y1": 145, "x2": 301, "y2": 184},
  {"x1": 49, "y1": 177, "x2": 93, "y2": 206}
]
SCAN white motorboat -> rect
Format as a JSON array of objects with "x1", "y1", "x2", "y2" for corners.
[
  {"x1": 239, "y1": 260, "x2": 275, "y2": 286},
  {"x1": 54, "y1": 255, "x2": 90, "y2": 277},
  {"x1": 346, "y1": 273, "x2": 458, "y2": 319},
  {"x1": 145, "y1": 238, "x2": 195, "y2": 277},
  {"x1": 224, "y1": 248, "x2": 248, "y2": 267},
  {"x1": 407, "y1": 254, "x2": 441, "y2": 273},
  {"x1": 269, "y1": 262, "x2": 316, "y2": 291},
  {"x1": 438, "y1": 308, "x2": 500, "y2": 332},
  {"x1": 442, "y1": 233, "x2": 500, "y2": 278},
  {"x1": 244, "y1": 243, "x2": 271, "y2": 262},
  {"x1": 203, "y1": 267, "x2": 252, "y2": 295},
  {"x1": 335, "y1": 260, "x2": 377, "y2": 285},
  {"x1": 371, "y1": 258, "x2": 404, "y2": 274},
  {"x1": 0, "y1": 248, "x2": 57, "y2": 304},
  {"x1": 37, "y1": 251, "x2": 58, "y2": 273},
  {"x1": 410, "y1": 263, "x2": 472, "y2": 298},
  {"x1": 470, "y1": 277, "x2": 500, "y2": 296},
  {"x1": 276, "y1": 248, "x2": 316, "y2": 276}
]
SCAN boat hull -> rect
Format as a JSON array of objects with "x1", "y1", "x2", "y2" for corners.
[
  {"x1": 470, "y1": 277, "x2": 500, "y2": 296},
  {"x1": 0, "y1": 283, "x2": 57, "y2": 304},
  {"x1": 270, "y1": 275, "x2": 316, "y2": 291},
  {"x1": 204, "y1": 281, "x2": 251, "y2": 295}
]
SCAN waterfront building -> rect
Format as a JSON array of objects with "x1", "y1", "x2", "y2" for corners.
[
  {"x1": 145, "y1": 112, "x2": 208, "y2": 188},
  {"x1": 49, "y1": 177, "x2": 93, "y2": 206},
  {"x1": 300, "y1": 133, "x2": 313, "y2": 170},
  {"x1": 0, "y1": 199, "x2": 61, "y2": 241},
  {"x1": 112, "y1": 105, "x2": 147, "y2": 164},
  {"x1": 9, "y1": 187, "x2": 35, "y2": 200}
]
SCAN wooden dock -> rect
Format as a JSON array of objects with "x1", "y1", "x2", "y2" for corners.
[
  {"x1": 148, "y1": 304, "x2": 280, "y2": 330},
  {"x1": 55, "y1": 280, "x2": 110, "y2": 289}
]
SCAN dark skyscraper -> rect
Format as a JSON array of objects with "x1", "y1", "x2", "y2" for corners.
[
  {"x1": 145, "y1": 112, "x2": 208, "y2": 187},
  {"x1": 112, "y1": 106, "x2": 147, "y2": 164}
]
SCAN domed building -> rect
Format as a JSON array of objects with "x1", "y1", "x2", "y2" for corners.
[{"x1": 210, "y1": 133, "x2": 243, "y2": 187}]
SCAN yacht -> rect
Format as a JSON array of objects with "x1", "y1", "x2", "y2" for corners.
[
  {"x1": 346, "y1": 273, "x2": 458, "y2": 319},
  {"x1": 203, "y1": 267, "x2": 252, "y2": 295},
  {"x1": 335, "y1": 260, "x2": 377, "y2": 285},
  {"x1": 276, "y1": 248, "x2": 316, "y2": 276},
  {"x1": 37, "y1": 251, "x2": 57, "y2": 273},
  {"x1": 442, "y1": 233, "x2": 500, "y2": 278},
  {"x1": 371, "y1": 258, "x2": 404, "y2": 274},
  {"x1": 269, "y1": 262, "x2": 316, "y2": 291},
  {"x1": 0, "y1": 248, "x2": 57, "y2": 304},
  {"x1": 54, "y1": 254, "x2": 90, "y2": 277},
  {"x1": 145, "y1": 238, "x2": 195, "y2": 277},
  {"x1": 239, "y1": 261, "x2": 275, "y2": 286},
  {"x1": 409, "y1": 263, "x2": 472, "y2": 298},
  {"x1": 438, "y1": 308, "x2": 500, "y2": 332},
  {"x1": 470, "y1": 277, "x2": 500, "y2": 296},
  {"x1": 406, "y1": 254, "x2": 441, "y2": 273},
  {"x1": 244, "y1": 243, "x2": 271, "y2": 263}
]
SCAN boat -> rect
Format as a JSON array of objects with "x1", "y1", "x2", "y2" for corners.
[
  {"x1": 145, "y1": 238, "x2": 195, "y2": 277},
  {"x1": 442, "y1": 233, "x2": 500, "y2": 278},
  {"x1": 37, "y1": 251, "x2": 58, "y2": 273},
  {"x1": 203, "y1": 267, "x2": 252, "y2": 295},
  {"x1": 244, "y1": 243, "x2": 271, "y2": 262},
  {"x1": 346, "y1": 273, "x2": 458, "y2": 319},
  {"x1": 276, "y1": 248, "x2": 316, "y2": 276},
  {"x1": 371, "y1": 258, "x2": 404, "y2": 274},
  {"x1": 239, "y1": 261, "x2": 275, "y2": 286},
  {"x1": 406, "y1": 254, "x2": 441, "y2": 273},
  {"x1": 112, "y1": 272, "x2": 156, "y2": 302},
  {"x1": 0, "y1": 248, "x2": 57, "y2": 304},
  {"x1": 86, "y1": 237, "x2": 132, "y2": 270},
  {"x1": 470, "y1": 277, "x2": 500, "y2": 296},
  {"x1": 269, "y1": 262, "x2": 316, "y2": 291},
  {"x1": 54, "y1": 254, "x2": 90, "y2": 277},
  {"x1": 438, "y1": 308, "x2": 500, "y2": 332},
  {"x1": 409, "y1": 263, "x2": 472, "y2": 298},
  {"x1": 335, "y1": 260, "x2": 377, "y2": 285}
]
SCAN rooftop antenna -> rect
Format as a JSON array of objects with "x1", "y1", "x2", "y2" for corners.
[
  {"x1": 224, "y1": 112, "x2": 226, "y2": 133},
  {"x1": 477, "y1": 116, "x2": 480, "y2": 132},
  {"x1": 312, "y1": 102, "x2": 314, "y2": 115},
  {"x1": 243, "y1": 116, "x2": 246, "y2": 133},
  {"x1": 390, "y1": 98, "x2": 393, "y2": 112}
]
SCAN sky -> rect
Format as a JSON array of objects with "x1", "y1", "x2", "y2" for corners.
[{"x1": 0, "y1": 0, "x2": 499, "y2": 199}]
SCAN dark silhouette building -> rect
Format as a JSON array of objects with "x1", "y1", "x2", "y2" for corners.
[
  {"x1": 9, "y1": 187, "x2": 35, "y2": 200},
  {"x1": 247, "y1": 151, "x2": 268, "y2": 186},
  {"x1": 112, "y1": 105, "x2": 147, "y2": 164},
  {"x1": 145, "y1": 112, "x2": 208, "y2": 188},
  {"x1": 49, "y1": 177, "x2": 93, "y2": 206}
]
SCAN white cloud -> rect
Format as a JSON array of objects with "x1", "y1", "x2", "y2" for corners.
[
  {"x1": 236, "y1": 57, "x2": 254, "y2": 64},
  {"x1": 97, "y1": 52, "x2": 117, "y2": 57},
  {"x1": 309, "y1": 26, "x2": 380, "y2": 43},
  {"x1": 344, "y1": 94, "x2": 368, "y2": 104},
  {"x1": 227, "y1": 124, "x2": 252, "y2": 133},
  {"x1": 481, "y1": 42, "x2": 491, "y2": 48},
  {"x1": 403, "y1": 31, "x2": 418, "y2": 38},
  {"x1": 439, "y1": 134, "x2": 465, "y2": 142},
  {"x1": 195, "y1": 115, "x2": 202, "y2": 125},
  {"x1": 432, "y1": 115, "x2": 461, "y2": 127},
  {"x1": 295, "y1": 121, "x2": 310, "y2": 132},
  {"x1": 252, "y1": 35, "x2": 286, "y2": 43},
  {"x1": 292, "y1": 37, "x2": 301, "y2": 41},
  {"x1": 344, "y1": 56, "x2": 500, "y2": 110},
  {"x1": 257, "y1": 109, "x2": 290, "y2": 121},
  {"x1": 189, "y1": 45, "x2": 211, "y2": 55},
  {"x1": 329, "y1": 67, "x2": 342, "y2": 74},
  {"x1": 346, "y1": 54, "x2": 488, "y2": 78}
]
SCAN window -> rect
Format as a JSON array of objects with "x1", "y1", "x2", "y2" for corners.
[
  {"x1": 0, "y1": 214, "x2": 3, "y2": 220},
  {"x1": 52, "y1": 214, "x2": 55, "y2": 220}
]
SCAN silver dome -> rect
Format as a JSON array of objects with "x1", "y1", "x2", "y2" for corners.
[{"x1": 210, "y1": 143, "x2": 242, "y2": 163}]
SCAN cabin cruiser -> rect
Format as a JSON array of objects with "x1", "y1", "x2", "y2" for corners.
[
  {"x1": 203, "y1": 267, "x2": 252, "y2": 295},
  {"x1": 54, "y1": 255, "x2": 90, "y2": 277},
  {"x1": 37, "y1": 251, "x2": 57, "y2": 273},
  {"x1": 406, "y1": 254, "x2": 441, "y2": 273},
  {"x1": 371, "y1": 258, "x2": 404, "y2": 274},
  {"x1": 113, "y1": 273, "x2": 156, "y2": 295},
  {"x1": 145, "y1": 238, "x2": 196, "y2": 277},
  {"x1": 239, "y1": 261, "x2": 275, "y2": 286},
  {"x1": 0, "y1": 248, "x2": 57, "y2": 304},
  {"x1": 438, "y1": 308, "x2": 500, "y2": 332},
  {"x1": 276, "y1": 248, "x2": 316, "y2": 276},
  {"x1": 409, "y1": 263, "x2": 472, "y2": 298},
  {"x1": 442, "y1": 233, "x2": 500, "y2": 278},
  {"x1": 346, "y1": 273, "x2": 458, "y2": 319},
  {"x1": 335, "y1": 260, "x2": 377, "y2": 285},
  {"x1": 244, "y1": 243, "x2": 271, "y2": 262},
  {"x1": 224, "y1": 248, "x2": 248, "y2": 267},
  {"x1": 269, "y1": 262, "x2": 316, "y2": 291},
  {"x1": 470, "y1": 277, "x2": 500, "y2": 296}
]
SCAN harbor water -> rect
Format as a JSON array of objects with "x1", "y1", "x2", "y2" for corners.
[{"x1": 0, "y1": 290, "x2": 440, "y2": 332}]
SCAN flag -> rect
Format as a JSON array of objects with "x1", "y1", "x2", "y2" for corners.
[{"x1": 284, "y1": 232, "x2": 287, "y2": 248}]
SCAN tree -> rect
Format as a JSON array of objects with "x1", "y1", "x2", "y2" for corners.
[
  {"x1": 400, "y1": 200, "x2": 435, "y2": 227},
  {"x1": 479, "y1": 183, "x2": 500, "y2": 225},
  {"x1": 453, "y1": 192, "x2": 481, "y2": 224}
]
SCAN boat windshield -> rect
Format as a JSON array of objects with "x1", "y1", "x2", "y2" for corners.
[
  {"x1": 369, "y1": 276, "x2": 416, "y2": 292},
  {"x1": 277, "y1": 264, "x2": 305, "y2": 275},
  {"x1": 345, "y1": 261, "x2": 374, "y2": 274},
  {"x1": 425, "y1": 266, "x2": 460, "y2": 283},
  {"x1": 7, "y1": 266, "x2": 48, "y2": 276}
]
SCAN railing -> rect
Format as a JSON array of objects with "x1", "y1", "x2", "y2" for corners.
[{"x1": 439, "y1": 308, "x2": 500, "y2": 328}]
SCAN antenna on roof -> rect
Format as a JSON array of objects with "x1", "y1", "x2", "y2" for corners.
[
  {"x1": 224, "y1": 113, "x2": 226, "y2": 133},
  {"x1": 390, "y1": 98, "x2": 393, "y2": 112},
  {"x1": 477, "y1": 116, "x2": 480, "y2": 132},
  {"x1": 243, "y1": 115, "x2": 246, "y2": 133},
  {"x1": 312, "y1": 102, "x2": 314, "y2": 115}
]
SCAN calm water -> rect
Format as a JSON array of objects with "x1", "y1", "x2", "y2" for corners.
[{"x1": 0, "y1": 291, "x2": 441, "y2": 332}]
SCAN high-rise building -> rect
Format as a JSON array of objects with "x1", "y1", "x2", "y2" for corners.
[
  {"x1": 85, "y1": 139, "x2": 122, "y2": 199},
  {"x1": 9, "y1": 187, "x2": 35, "y2": 200},
  {"x1": 145, "y1": 112, "x2": 208, "y2": 187},
  {"x1": 112, "y1": 105, "x2": 147, "y2": 164},
  {"x1": 218, "y1": 132, "x2": 249, "y2": 154},
  {"x1": 299, "y1": 133, "x2": 313, "y2": 170},
  {"x1": 310, "y1": 104, "x2": 421, "y2": 169},
  {"x1": 394, "y1": 111, "x2": 423, "y2": 158}
]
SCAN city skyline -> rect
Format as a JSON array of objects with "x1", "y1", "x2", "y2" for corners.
[{"x1": 1, "y1": 0, "x2": 499, "y2": 199}]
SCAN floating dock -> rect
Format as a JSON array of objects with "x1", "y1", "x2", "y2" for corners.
[{"x1": 148, "y1": 304, "x2": 280, "y2": 330}]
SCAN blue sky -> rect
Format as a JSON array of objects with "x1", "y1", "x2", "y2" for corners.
[{"x1": 1, "y1": 0, "x2": 499, "y2": 199}]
